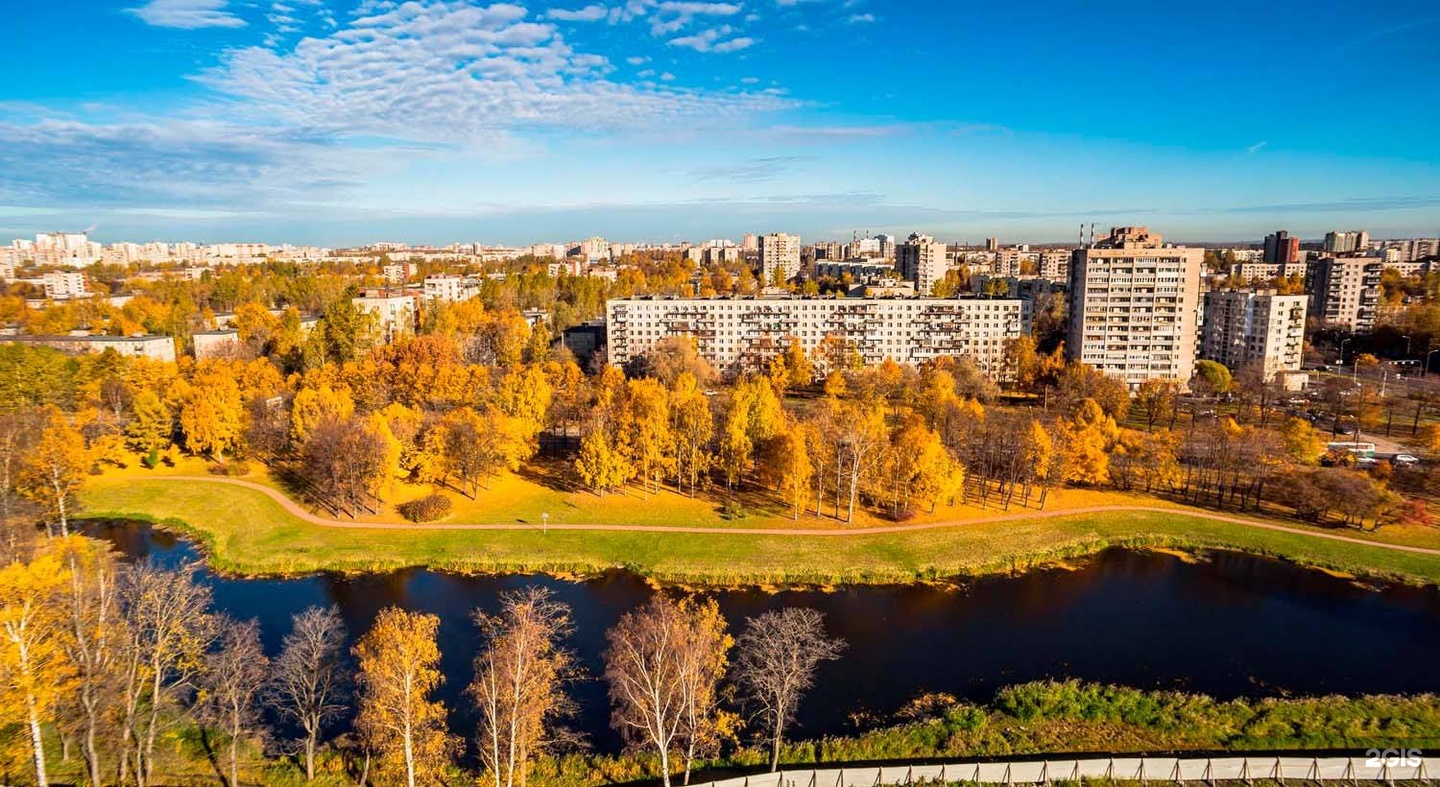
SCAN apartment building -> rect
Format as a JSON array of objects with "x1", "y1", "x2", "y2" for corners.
[
  {"x1": 352, "y1": 291, "x2": 418, "y2": 343},
  {"x1": 0, "y1": 334, "x2": 177, "y2": 363},
  {"x1": 1200, "y1": 290, "x2": 1307, "y2": 379},
  {"x1": 1262, "y1": 230, "x2": 1300, "y2": 266},
  {"x1": 606, "y1": 296, "x2": 1022, "y2": 378},
  {"x1": 895, "y1": 233, "x2": 949, "y2": 295},
  {"x1": 758, "y1": 233, "x2": 801, "y2": 283},
  {"x1": 422, "y1": 274, "x2": 480, "y2": 303},
  {"x1": 1307, "y1": 256, "x2": 1382, "y2": 331},
  {"x1": 1324, "y1": 230, "x2": 1370, "y2": 254},
  {"x1": 1066, "y1": 226, "x2": 1204, "y2": 388},
  {"x1": 41, "y1": 271, "x2": 89, "y2": 300}
]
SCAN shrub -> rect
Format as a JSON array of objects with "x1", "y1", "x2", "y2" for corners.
[
  {"x1": 207, "y1": 460, "x2": 251, "y2": 477},
  {"x1": 142, "y1": 448, "x2": 161, "y2": 469},
  {"x1": 397, "y1": 494, "x2": 452, "y2": 523}
]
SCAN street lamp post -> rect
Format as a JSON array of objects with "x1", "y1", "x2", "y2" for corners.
[
  {"x1": 1339, "y1": 337, "x2": 1352, "y2": 367},
  {"x1": 1428, "y1": 348, "x2": 1440, "y2": 377},
  {"x1": 541, "y1": 511, "x2": 549, "y2": 535},
  {"x1": 1403, "y1": 335, "x2": 1413, "y2": 357}
]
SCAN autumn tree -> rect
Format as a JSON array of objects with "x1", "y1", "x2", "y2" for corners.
[
  {"x1": 1058, "y1": 399, "x2": 1117, "y2": 486},
  {"x1": 733, "y1": 608, "x2": 845, "y2": 772},
  {"x1": 1279, "y1": 416, "x2": 1325, "y2": 465},
  {"x1": 57, "y1": 536, "x2": 123, "y2": 787},
  {"x1": 126, "y1": 388, "x2": 174, "y2": 454},
  {"x1": 269, "y1": 605, "x2": 350, "y2": 781},
  {"x1": 1191, "y1": 359, "x2": 1233, "y2": 397},
  {"x1": 669, "y1": 373, "x2": 713, "y2": 497},
  {"x1": 761, "y1": 418, "x2": 814, "y2": 519},
  {"x1": 174, "y1": 370, "x2": 244, "y2": 460},
  {"x1": 0, "y1": 541, "x2": 76, "y2": 787},
  {"x1": 291, "y1": 384, "x2": 356, "y2": 444},
  {"x1": 604, "y1": 595, "x2": 733, "y2": 787},
  {"x1": 300, "y1": 417, "x2": 388, "y2": 516},
  {"x1": 19, "y1": 406, "x2": 89, "y2": 536},
  {"x1": 354, "y1": 607, "x2": 456, "y2": 787},
  {"x1": 673, "y1": 597, "x2": 731, "y2": 784},
  {"x1": 469, "y1": 587, "x2": 576, "y2": 787},
  {"x1": 1133, "y1": 378, "x2": 1179, "y2": 430},
  {"x1": 620, "y1": 378, "x2": 674, "y2": 497},
  {"x1": 833, "y1": 396, "x2": 889, "y2": 522},
  {"x1": 203, "y1": 618, "x2": 271, "y2": 787},
  {"x1": 575, "y1": 428, "x2": 634, "y2": 496}
]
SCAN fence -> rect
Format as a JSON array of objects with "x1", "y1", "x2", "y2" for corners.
[{"x1": 693, "y1": 755, "x2": 1435, "y2": 787}]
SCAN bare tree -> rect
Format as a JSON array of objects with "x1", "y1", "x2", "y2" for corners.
[
  {"x1": 733, "y1": 608, "x2": 845, "y2": 772},
  {"x1": 469, "y1": 587, "x2": 576, "y2": 787},
  {"x1": 59, "y1": 540, "x2": 124, "y2": 787},
  {"x1": 604, "y1": 597, "x2": 687, "y2": 787},
  {"x1": 117, "y1": 560, "x2": 217, "y2": 787},
  {"x1": 203, "y1": 617, "x2": 271, "y2": 787},
  {"x1": 268, "y1": 605, "x2": 350, "y2": 781},
  {"x1": 673, "y1": 598, "x2": 730, "y2": 785}
]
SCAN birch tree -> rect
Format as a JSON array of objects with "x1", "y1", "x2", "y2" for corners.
[{"x1": 734, "y1": 608, "x2": 845, "y2": 772}]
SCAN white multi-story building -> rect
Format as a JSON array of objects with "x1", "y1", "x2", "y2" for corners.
[
  {"x1": 0, "y1": 334, "x2": 176, "y2": 363},
  {"x1": 1307, "y1": 256, "x2": 1382, "y2": 331},
  {"x1": 758, "y1": 233, "x2": 801, "y2": 284},
  {"x1": 1324, "y1": 230, "x2": 1370, "y2": 254},
  {"x1": 1200, "y1": 290, "x2": 1307, "y2": 380},
  {"x1": 422, "y1": 275, "x2": 479, "y2": 303},
  {"x1": 352, "y1": 292, "x2": 417, "y2": 343},
  {"x1": 606, "y1": 296, "x2": 1022, "y2": 378},
  {"x1": 41, "y1": 271, "x2": 89, "y2": 300},
  {"x1": 1067, "y1": 226, "x2": 1204, "y2": 388},
  {"x1": 896, "y1": 233, "x2": 949, "y2": 296}
]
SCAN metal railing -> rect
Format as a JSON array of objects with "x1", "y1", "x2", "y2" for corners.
[{"x1": 693, "y1": 754, "x2": 1434, "y2": 787}]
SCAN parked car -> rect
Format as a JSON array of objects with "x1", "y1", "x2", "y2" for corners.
[{"x1": 1394, "y1": 454, "x2": 1421, "y2": 467}]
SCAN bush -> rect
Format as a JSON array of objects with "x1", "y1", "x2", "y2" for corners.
[
  {"x1": 720, "y1": 499, "x2": 747, "y2": 520},
  {"x1": 207, "y1": 460, "x2": 251, "y2": 477},
  {"x1": 397, "y1": 494, "x2": 452, "y2": 523},
  {"x1": 142, "y1": 448, "x2": 161, "y2": 469}
]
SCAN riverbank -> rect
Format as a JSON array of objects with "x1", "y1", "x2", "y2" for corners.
[{"x1": 79, "y1": 474, "x2": 1440, "y2": 587}]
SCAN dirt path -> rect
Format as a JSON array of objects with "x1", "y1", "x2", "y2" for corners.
[{"x1": 133, "y1": 476, "x2": 1440, "y2": 557}]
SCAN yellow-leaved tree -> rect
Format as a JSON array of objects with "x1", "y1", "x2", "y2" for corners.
[
  {"x1": 19, "y1": 407, "x2": 90, "y2": 537},
  {"x1": 0, "y1": 540, "x2": 78, "y2": 787},
  {"x1": 354, "y1": 607, "x2": 456, "y2": 787}
]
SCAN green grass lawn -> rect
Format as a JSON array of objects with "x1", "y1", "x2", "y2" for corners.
[{"x1": 80, "y1": 476, "x2": 1440, "y2": 586}]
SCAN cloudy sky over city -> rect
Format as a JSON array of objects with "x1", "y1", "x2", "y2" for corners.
[{"x1": 2, "y1": 0, "x2": 1438, "y2": 245}]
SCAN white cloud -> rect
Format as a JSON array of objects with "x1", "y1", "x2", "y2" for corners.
[
  {"x1": 648, "y1": 1, "x2": 742, "y2": 35},
  {"x1": 668, "y1": 24, "x2": 753, "y2": 52},
  {"x1": 626, "y1": 55, "x2": 651, "y2": 64},
  {"x1": 545, "y1": 3, "x2": 610, "y2": 21},
  {"x1": 198, "y1": 0, "x2": 791, "y2": 144},
  {"x1": 1246, "y1": 140, "x2": 1268, "y2": 154},
  {"x1": 660, "y1": 71, "x2": 676, "y2": 81},
  {"x1": 847, "y1": 12, "x2": 874, "y2": 23},
  {"x1": 126, "y1": 0, "x2": 246, "y2": 29}
]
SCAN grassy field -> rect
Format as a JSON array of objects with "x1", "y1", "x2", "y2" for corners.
[{"x1": 79, "y1": 465, "x2": 1440, "y2": 586}]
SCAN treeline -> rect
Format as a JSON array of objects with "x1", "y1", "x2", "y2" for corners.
[{"x1": 1, "y1": 534, "x2": 848, "y2": 787}]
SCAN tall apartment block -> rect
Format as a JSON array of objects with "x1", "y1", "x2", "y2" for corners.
[
  {"x1": 758, "y1": 233, "x2": 801, "y2": 284},
  {"x1": 1200, "y1": 290, "x2": 1307, "y2": 380},
  {"x1": 606, "y1": 296, "x2": 1022, "y2": 378},
  {"x1": 1307, "y1": 256, "x2": 1382, "y2": 331},
  {"x1": 896, "y1": 233, "x2": 949, "y2": 295},
  {"x1": 1066, "y1": 226, "x2": 1203, "y2": 388},
  {"x1": 1262, "y1": 230, "x2": 1300, "y2": 268},
  {"x1": 1324, "y1": 230, "x2": 1370, "y2": 254}
]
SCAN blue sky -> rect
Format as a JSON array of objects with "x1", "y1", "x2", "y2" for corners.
[{"x1": 2, "y1": 0, "x2": 1439, "y2": 246}]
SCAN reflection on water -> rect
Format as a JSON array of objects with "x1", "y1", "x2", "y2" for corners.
[{"x1": 82, "y1": 520, "x2": 1440, "y2": 755}]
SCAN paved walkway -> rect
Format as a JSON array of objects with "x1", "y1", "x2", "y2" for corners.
[{"x1": 136, "y1": 476, "x2": 1440, "y2": 557}]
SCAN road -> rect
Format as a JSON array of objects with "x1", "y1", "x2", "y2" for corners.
[{"x1": 141, "y1": 476, "x2": 1440, "y2": 556}]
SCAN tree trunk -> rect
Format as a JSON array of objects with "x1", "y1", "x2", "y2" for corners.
[{"x1": 26, "y1": 691, "x2": 49, "y2": 787}]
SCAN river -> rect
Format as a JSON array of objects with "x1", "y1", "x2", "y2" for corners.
[{"x1": 84, "y1": 520, "x2": 1440, "y2": 755}]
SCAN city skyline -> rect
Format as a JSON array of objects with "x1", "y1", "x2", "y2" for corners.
[{"x1": 3, "y1": 0, "x2": 1439, "y2": 245}]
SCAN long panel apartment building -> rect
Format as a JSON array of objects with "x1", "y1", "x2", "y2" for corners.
[
  {"x1": 606, "y1": 296, "x2": 1022, "y2": 377},
  {"x1": 1067, "y1": 226, "x2": 1203, "y2": 388},
  {"x1": 1200, "y1": 290, "x2": 1307, "y2": 380},
  {"x1": 1307, "y1": 255, "x2": 1382, "y2": 331}
]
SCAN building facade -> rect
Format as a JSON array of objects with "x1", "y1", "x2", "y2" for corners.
[
  {"x1": 758, "y1": 233, "x2": 801, "y2": 284},
  {"x1": 1263, "y1": 230, "x2": 1300, "y2": 266},
  {"x1": 1066, "y1": 226, "x2": 1204, "y2": 388},
  {"x1": 1200, "y1": 290, "x2": 1307, "y2": 379},
  {"x1": 896, "y1": 233, "x2": 949, "y2": 295},
  {"x1": 0, "y1": 334, "x2": 177, "y2": 363},
  {"x1": 1307, "y1": 256, "x2": 1382, "y2": 331},
  {"x1": 606, "y1": 296, "x2": 1022, "y2": 378},
  {"x1": 352, "y1": 292, "x2": 418, "y2": 343},
  {"x1": 1324, "y1": 230, "x2": 1370, "y2": 254}
]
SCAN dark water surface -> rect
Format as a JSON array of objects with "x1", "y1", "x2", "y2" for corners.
[{"x1": 83, "y1": 520, "x2": 1440, "y2": 755}]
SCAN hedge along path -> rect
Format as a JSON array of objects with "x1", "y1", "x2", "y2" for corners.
[{"x1": 119, "y1": 476, "x2": 1440, "y2": 557}]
